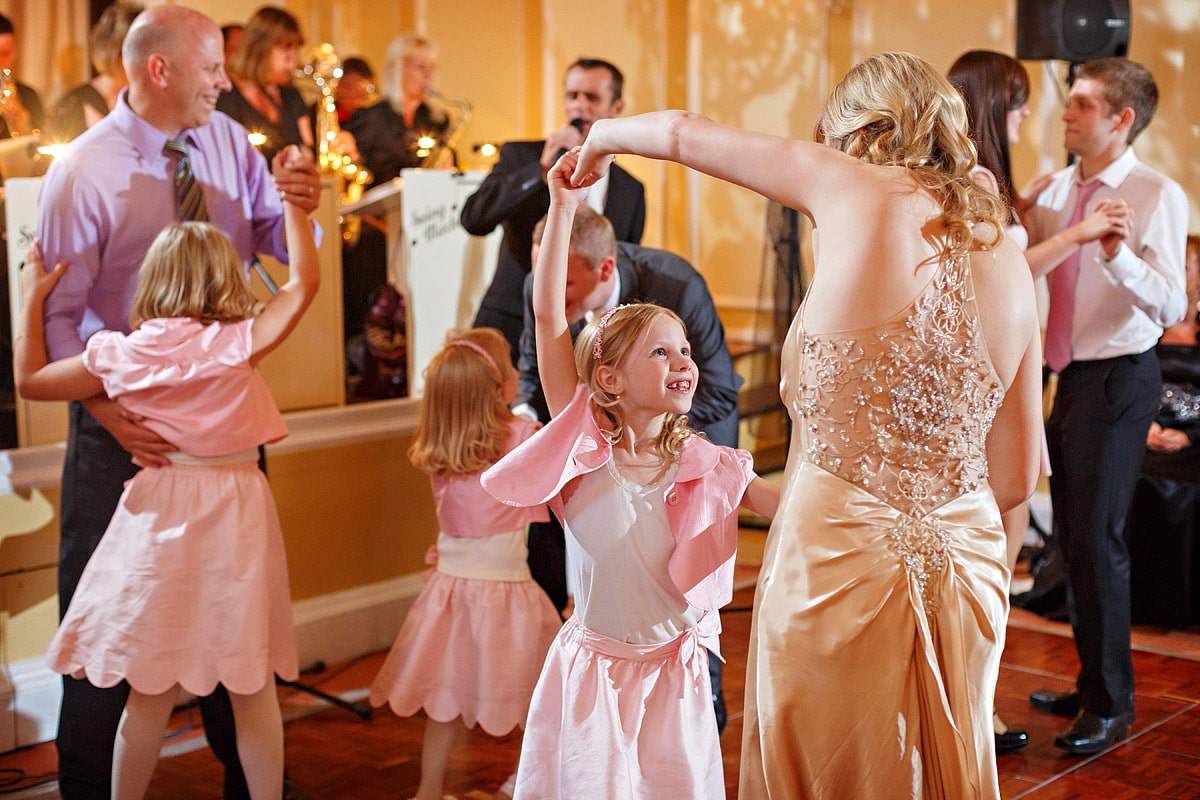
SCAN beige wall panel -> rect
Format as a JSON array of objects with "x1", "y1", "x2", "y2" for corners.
[
  {"x1": 0, "y1": 571, "x2": 58, "y2": 664},
  {"x1": 424, "y1": 0, "x2": 532, "y2": 172},
  {"x1": 0, "y1": 489, "x2": 60, "y2": 663},
  {"x1": 540, "y1": 0, "x2": 672, "y2": 248},
  {"x1": 268, "y1": 436, "x2": 438, "y2": 601},
  {"x1": 251, "y1": 178, "x2": 345, "y2": 411},
  {"x1": 189, "y1": 0, "x2": 259, "y2": 30},
  {"x1": 689, "y1": 0, "x2": 826, "y2": 325},
  {"x1": 854, "y1": 0, "x2": 1010, "y2": 69},
  {"x1": 1127, "y1": 0, "x2": 1200, "y2": 232}
]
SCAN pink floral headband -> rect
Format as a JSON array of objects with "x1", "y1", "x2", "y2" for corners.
[
  {"x1": 592, "y1": 304, "x2": 630, "y2": 361},
  {"x1": 448, "y1": 339, "x2": 498, "y2": 373}
]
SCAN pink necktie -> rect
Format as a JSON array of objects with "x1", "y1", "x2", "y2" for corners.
[{"x1": 1044, "y1": 179, "x2": 1103, "y2": 372}]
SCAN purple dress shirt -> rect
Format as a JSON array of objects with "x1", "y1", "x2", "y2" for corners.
[{"x1": 38, "y1": 89, "x2": 292, "y2": 360}]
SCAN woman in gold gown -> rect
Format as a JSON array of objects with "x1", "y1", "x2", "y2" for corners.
[{"x1": 573, "y1": 52, "x2": 1044, "y2": 798}]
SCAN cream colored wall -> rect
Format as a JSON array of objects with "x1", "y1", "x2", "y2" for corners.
[
  {"x1": 0, "y1": 489, "x2": 60, "y2": 664},
  {"x1": 269, "y1": 436, "x2": 436, "y2": 600}
]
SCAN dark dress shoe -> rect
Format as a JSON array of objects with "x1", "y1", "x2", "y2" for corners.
[
  {"x1": 1030, "y1": 688, "x2": 1081, "y2": 717},
  {"x1": 995, "y1": 727, "x2": 1029, "y2": 754},
  {"x1": 1054, "y1": 709, "x2": 1135, "y2": 755},
  {"x1": 283, "y1": 777, "x2": 316, "y2": 800}
]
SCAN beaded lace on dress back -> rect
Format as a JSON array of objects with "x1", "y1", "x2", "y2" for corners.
[{"x1": 783, "y1": 252, "x2": 1005, "y2": 615}]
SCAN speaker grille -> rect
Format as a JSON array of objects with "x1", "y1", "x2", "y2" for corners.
[{"x1": 1017, "y1": 0, "x2": 1130, "y2": 62}]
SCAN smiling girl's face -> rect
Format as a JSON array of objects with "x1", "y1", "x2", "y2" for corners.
[{"x1": 612, "y1": 315, "x2": 697, "y2": 416}]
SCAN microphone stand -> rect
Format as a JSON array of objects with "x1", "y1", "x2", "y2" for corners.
[{"x1": 249, "y1": 245, "x2": 373, "y2": 719}]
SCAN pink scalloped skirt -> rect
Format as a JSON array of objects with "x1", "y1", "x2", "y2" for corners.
[
  {"x1": 369, "y1": 568, "x2": 561, "y2": 736},
  {"x1": 45, "y1": 457, "x2": 299, "y2": 696}
]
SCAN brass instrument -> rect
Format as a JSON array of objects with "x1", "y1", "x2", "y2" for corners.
[
  {"x1": 421, "y1": 90, "x2": 472, "y2": 170},
  {"x1": 294, "y1": 45, "x2": 373, "y2": 245},
  {"x1": 0, "y1": 68, "x2": 48, "y2": 176}
]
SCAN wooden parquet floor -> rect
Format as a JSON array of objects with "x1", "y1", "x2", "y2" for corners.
[{"x1": 3, "y1": 555, "x2": 1200, "y2": 798}]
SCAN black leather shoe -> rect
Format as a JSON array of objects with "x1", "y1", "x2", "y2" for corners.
[
  {"x1": 995, "y1": 727, "x2": 1029, "y2": 754},
  {"x1": 1054, "y1": 709, "x2": 1134, "y2": 755},
  {"x1": 1030, "y1": 688, "x2": 1081, "y2": 717}
]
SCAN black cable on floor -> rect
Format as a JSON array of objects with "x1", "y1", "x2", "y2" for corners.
[{"x1": 0, "y1": 767, "x2": 59, "y2": 794}]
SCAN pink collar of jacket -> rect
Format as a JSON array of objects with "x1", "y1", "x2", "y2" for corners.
[{"x1": 482, "y1": 383, "x2": 755, "y2": 610}]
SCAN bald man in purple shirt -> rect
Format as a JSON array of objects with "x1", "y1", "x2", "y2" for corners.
[{"x1": 35, "y1": 6, "x2": 320, "y2": 799}]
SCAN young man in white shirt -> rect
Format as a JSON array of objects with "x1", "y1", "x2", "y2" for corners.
[{"x1": 1023, "y1": 57, "x2": 1188, "y2": 756}]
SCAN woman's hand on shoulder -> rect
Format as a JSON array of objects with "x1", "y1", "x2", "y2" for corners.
[
  {"x1": 1015, "y1": 173, "x2": 1054, "y2": 217},
  {"x1": 20, "y1": 241, "x2": 67, "y2": 309}
]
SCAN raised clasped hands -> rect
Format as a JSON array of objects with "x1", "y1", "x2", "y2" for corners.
[
  {"x1": 546, "y1": 147, "x2": 596, "y2": 208},
  {"x1": 540, "y1": 120, "x2": 587, "y2": 177},
  {"x1": 272, "y1": 144, "x2": 322, "y2": 213},
  {"x1": 570, "y1": 122, "x2": 615, "y2": 190},
  {"x1": 1096, "y1": 197, "x2": 1132, "y2": 259}
]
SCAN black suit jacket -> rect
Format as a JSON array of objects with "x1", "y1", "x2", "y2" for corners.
[
  {"x1": 461, "y1": 139, "x2": 646, "y2": 322},
  {"x1": 517, "y1": 241, "x2": 743, "y2": 448}
]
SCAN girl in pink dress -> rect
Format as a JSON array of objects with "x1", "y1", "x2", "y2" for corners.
[
  {"x1": 480, "y1": 150, "x2": 780, "y2": 799},
  {"x1": 16, "y1": 192, "x2": 318, "y2": 800},
  {"x1": 368, "y1": 326, "x2": 562, "y2": 800}
]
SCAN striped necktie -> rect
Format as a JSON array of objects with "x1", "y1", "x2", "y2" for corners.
[{"x1": 164, "y1": 137, "x2": 208, "y2": 222}]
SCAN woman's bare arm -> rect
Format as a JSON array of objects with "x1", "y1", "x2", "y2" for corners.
[{"x1": 576, "y1": 111, "x2": 856, "y2": 221}]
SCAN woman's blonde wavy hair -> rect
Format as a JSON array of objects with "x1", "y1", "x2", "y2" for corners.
[
  {"x1": 408, "y1": 327, "x2": 517, "y2": 476},
  {"x1": 574, "y1": 303, "x2": 692, "y2": 462},
  {"x1": 815, "y1": 51, "x2": 1005, "y2": 259},
  {"x1": 129, "y1": 222, "x2": 262, "y2": 329}
]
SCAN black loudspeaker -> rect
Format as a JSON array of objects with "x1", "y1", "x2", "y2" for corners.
[{"x1": 1017, "y1": 0, "x2": 1131, "y2": 63}]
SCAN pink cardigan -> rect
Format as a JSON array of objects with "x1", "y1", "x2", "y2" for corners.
[{"x1": 482, "y1": 383, "x2": 755, "y2": 610}]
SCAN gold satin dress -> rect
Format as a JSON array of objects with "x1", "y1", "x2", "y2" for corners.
[{"x1": 740, "y1": 253, "x2": 1008, "y2": 799}]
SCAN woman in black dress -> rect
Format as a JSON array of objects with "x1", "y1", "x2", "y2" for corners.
[
  {"x1": 46, "y1": 1, "x2": 143, "y2": 142},
  {"x1": 217, "y1": 6, "x2": 312, "y2": 163}
]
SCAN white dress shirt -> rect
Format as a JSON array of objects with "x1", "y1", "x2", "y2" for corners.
[
  {"x1": 584, "y1": 170, "x2": 610, "y2": 216},
  {"x1": 1024, "y1": 146, "x2": 1188, "y2": 362}
]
